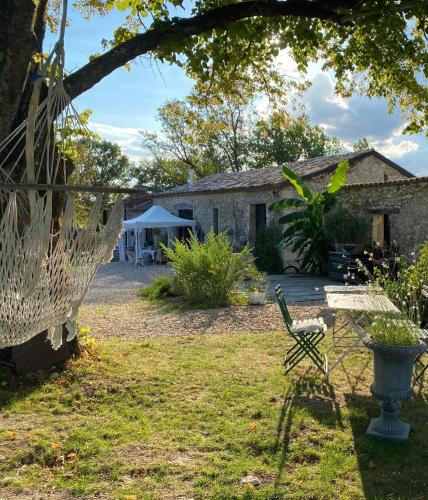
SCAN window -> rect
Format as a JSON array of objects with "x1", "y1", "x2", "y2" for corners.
[
  {"x1": 179, "y1": 209, "x2": 193, "y2": 220},
  {"x1": 213, "y1": 208, "x2": 219, "y2": 234},
  {"x1": 178, "y1": 208, "x2": 193, "y2": 240}
]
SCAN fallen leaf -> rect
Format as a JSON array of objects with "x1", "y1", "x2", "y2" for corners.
[
  {"x1": 248, "y1": 422, "x2": 257, "y2": 431},
  {"x1": 51, "y1": 442, "x2": 62, "y2": 449},
  {"x1": 66, "y1": 452, "x2": 77, "y2": 460},
  {"x1": 6, "y1": 431, "x2": 16, "y2": 439}
]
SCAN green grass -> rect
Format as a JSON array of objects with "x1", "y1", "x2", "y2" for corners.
[{"x1": 0, "y1": 332, "x2": 427, "y2": 499}]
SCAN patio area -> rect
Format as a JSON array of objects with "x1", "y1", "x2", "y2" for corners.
[
  {"x1": 84, "y1": 262, "x2": 337, "y2": 307},
  {"x1": 80, "y1": 263, "x2": 336, "y2": 340}
]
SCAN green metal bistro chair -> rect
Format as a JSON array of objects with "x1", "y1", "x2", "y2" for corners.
[
  {"x1": 275, "y1": 285, "x2": 328, "y2": 374},
  {"x1": 414, "y1": 285, "x2": 428, "y2": 382}
]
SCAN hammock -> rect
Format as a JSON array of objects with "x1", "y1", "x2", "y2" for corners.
[{"x1": 0, "y1": 0, "x2": 123, "y2": 350}]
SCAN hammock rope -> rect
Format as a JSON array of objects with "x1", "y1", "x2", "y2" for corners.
[{"x1": 0, "y1": 0, "x2": 124, "y2": 350}]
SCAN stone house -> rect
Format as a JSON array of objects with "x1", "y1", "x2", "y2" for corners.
[
  {"x1": 338, "y1": 175, "x2": 428, "y2": 256},
  {"x1": 153, "y1": 149, "x2": 427, "y2": 265}
]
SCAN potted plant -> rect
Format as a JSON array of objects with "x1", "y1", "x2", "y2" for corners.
[
  {"x1": 360, "y1": 315, "x2": 427, "y2": 440},
  {"x1": 247, "y1": 270, "x2": 267, "y2": 305}
]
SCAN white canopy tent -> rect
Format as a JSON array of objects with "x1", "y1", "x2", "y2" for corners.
[{"x1": 119, "y1": 205, "x2": 196, "y2": 264}]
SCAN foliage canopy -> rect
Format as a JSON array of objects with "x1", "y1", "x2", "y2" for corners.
[{"x1": 58, "y1": 0, "x2": 428, "y2": 137}]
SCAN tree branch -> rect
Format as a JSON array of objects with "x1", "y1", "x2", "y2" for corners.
[{"x1": 63, "y1": 0, "x2": 347, "y2": 101}]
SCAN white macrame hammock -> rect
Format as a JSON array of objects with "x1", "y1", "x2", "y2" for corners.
[{"x1": 0, "y1": 0, "x2": 123, "y2": 350}]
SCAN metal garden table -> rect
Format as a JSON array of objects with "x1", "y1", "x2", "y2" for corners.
[{"x1": 325, "y1": 288, "x2": 400, "y2": 374}]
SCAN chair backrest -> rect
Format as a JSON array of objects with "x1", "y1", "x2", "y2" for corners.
[
  {"x1": 421, "y1": 285, "x2": 428, "y2": 328},
  {"x1": 275, "y1": 285, "x2": 293, "y2": 332}
]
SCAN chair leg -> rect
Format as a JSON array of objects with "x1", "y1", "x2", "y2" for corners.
[
  {"x1": 414, "y1": 354, "x2": 428, "y2": 382},
  {"x1": 284, "y1": 332, "x2": 326, "y2": 374}
]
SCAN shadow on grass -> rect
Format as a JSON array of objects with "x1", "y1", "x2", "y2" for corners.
[
  {"x1": 274, "y1": 372, "x2": 343, "y2": 487},
  {"x1": 345, "y1": 392, "x2": 428, "y2": 499},
  {"x1": 0, "y1": 364, "x2": 68, "y2": 412}
]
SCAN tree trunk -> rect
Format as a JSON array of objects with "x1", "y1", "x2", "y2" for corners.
[{"x1": 0, "y1": 0, "x2": 47, "y2": 144}]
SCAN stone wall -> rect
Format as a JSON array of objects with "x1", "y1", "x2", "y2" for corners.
[
  {"x1": 154, "y1": 154, "x2": 415, "y2": 266},
  {"x1": 155, "y1": 187, "x2": 292, "y2": 250},
  {"x1": 338, "y1": 177, "x2": 428, "y2": 256},
  {"x1": 308, "y1": 155, "x2": 407, "y2": 191}
]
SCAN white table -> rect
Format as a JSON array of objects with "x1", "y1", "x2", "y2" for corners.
[
  {"x1": 326, "y1": 292, "x2": 400, "y2": 313},
  {"x1": 325, "y1": 288, "x2": 400, "y2": 374},
  {"x1": 324, "y1": 285, "x2": 382, "y2": 294},
  {"x1": 136, "y1": 249, "x2": 157, "y2": 266}
]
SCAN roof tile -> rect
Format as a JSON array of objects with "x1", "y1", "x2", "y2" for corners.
[{"x1": 156, "y1": 150, "x2": 403, "y2": 197}]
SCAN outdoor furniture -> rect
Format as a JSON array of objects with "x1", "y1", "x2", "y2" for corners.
[
  {"x1": 414, "y1": 285, "x2": 428, "y2": 381},
  {"x1": 137, "y1": 248, "x2": 157, "y2": 265},
  {"x1": 324, "y1": 285, "x2": 382, "y2": 294},
  {"x1": 275, "y1": 285, "x2": 327, "y2": 374},
  {"x1": 155, "y1": 247, "x2": 168, "y2": 265},
  {"x1": 126, "y1": 250, "x2": 135, "y2": 264},
  {"x1": 422, "y1": 284, "x2": 428, "y2": 327},
  {"x1": 325, "y1": 287, "x2": 400, "y2": 374}
]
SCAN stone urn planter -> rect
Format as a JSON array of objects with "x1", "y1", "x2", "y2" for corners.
[
  {"x1": 248, "y1": 291, "x2": 266, "y2": 305},
  {"x1": 362, "y1": 335, "x2": 427, "y2": 441}
]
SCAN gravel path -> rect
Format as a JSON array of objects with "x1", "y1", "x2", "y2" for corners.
[
  {"x1": 79, "y1": 301, "x2": 333, "y2": 340},
  {"x1": 80, "y1": 262, "x2": 333, "y2": 340},
  {"x1": 84, "y1": 262, "x2": 171, "y2": 305}
]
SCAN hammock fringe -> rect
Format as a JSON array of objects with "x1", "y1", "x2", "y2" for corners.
[{"x1": 0, "y1": 0, "x2": 124, "y2": 350}]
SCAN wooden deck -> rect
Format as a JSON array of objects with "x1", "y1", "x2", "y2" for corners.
[{"x1": 267, "y1": 274, "x2": 340, "y2": 304}]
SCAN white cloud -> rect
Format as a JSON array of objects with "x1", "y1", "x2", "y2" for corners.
[
  {"x1": 371, "y1": 128, "x2": 419, "y2": 158},
  {"x1": 89, "y1": 121, "x2": 145, "y2": 160},
  {"x1": 90, "y1": 122, "x2": 141, "y2": 139}
]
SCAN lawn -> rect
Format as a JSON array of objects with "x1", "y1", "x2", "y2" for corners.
[{"x1": 0, "y1": 330, "x2": 427, "y2": 499}]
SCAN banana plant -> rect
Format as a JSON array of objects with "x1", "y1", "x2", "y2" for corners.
[{"x1": 270, "y1": 160, "x2": 349, "y2": 275}]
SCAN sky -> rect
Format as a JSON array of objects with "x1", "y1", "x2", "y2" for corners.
[{"x1": 46, "y1": 5, "x2": 428, "y2": 176}]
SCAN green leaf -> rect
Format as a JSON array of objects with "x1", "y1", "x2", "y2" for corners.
[
  {"x1": 326, "y1": 160, "x2": 349, "y2": 194},
  {"x1": 269, "y1": 198, "x2": 307, "y2": 211},
  {"x1": 278, "y1": 211, "x2": 306, "y2": 225},
  {"x1": 281, "y1": 166, "x2": 312, "y2": 201}
]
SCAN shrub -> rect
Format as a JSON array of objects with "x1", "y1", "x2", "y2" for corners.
[
  {"x1": 139, "y1": 275, "x2": 178, "y2": 300},
  {"x1": 163, "y1": 231, "x2": 253, "y2": 307},
  {"x1": 253, "y1": 227, "x2": 283, "y2": 274},
  {"x1": 246, "y1": 269, "x2": 268, "y2": 292},
  {"x1": 373, "y1": 242, "x2": 428, "y2": 325},
  {"x1": 355, "y1": 240, "x2": 428, "y2": 325}
]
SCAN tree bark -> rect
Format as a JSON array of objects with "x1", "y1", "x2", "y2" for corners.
[{"x1": 0, "y1": 0, "x2": 48, "y2": 143}]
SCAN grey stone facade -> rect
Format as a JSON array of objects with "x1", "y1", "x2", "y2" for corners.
[
  {"x1": 153, "y1": 151, "x2": 424, "y2": 265},
  {"x1": 338, "y1": 177, "x2": 428, "y2": 256}
]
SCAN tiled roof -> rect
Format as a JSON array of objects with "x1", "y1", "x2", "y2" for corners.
[
  {"x1": 123, "y1": 190, "x2": 153, "y2": 210},
  {"x1": 156, "y1": 150, "x2": 413, "y2": 197},
  {"x1": 343, "y1": 174, "x2": 428, "y2": 189}
]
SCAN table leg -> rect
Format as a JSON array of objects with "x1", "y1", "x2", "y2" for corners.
[{"x1": 325, "y1": 312, "x2": 366, "y2": 375}]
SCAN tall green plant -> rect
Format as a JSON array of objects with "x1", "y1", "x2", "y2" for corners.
[
  {"x1": 253, "y1": 227, "x2": 283, "y2": 274},
  {"x1": 162, "y1": 231, "x2": 253, "y2": 307},
  {"x1": 270, "y1": 160, "x2": 349, "y2": 275}
]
